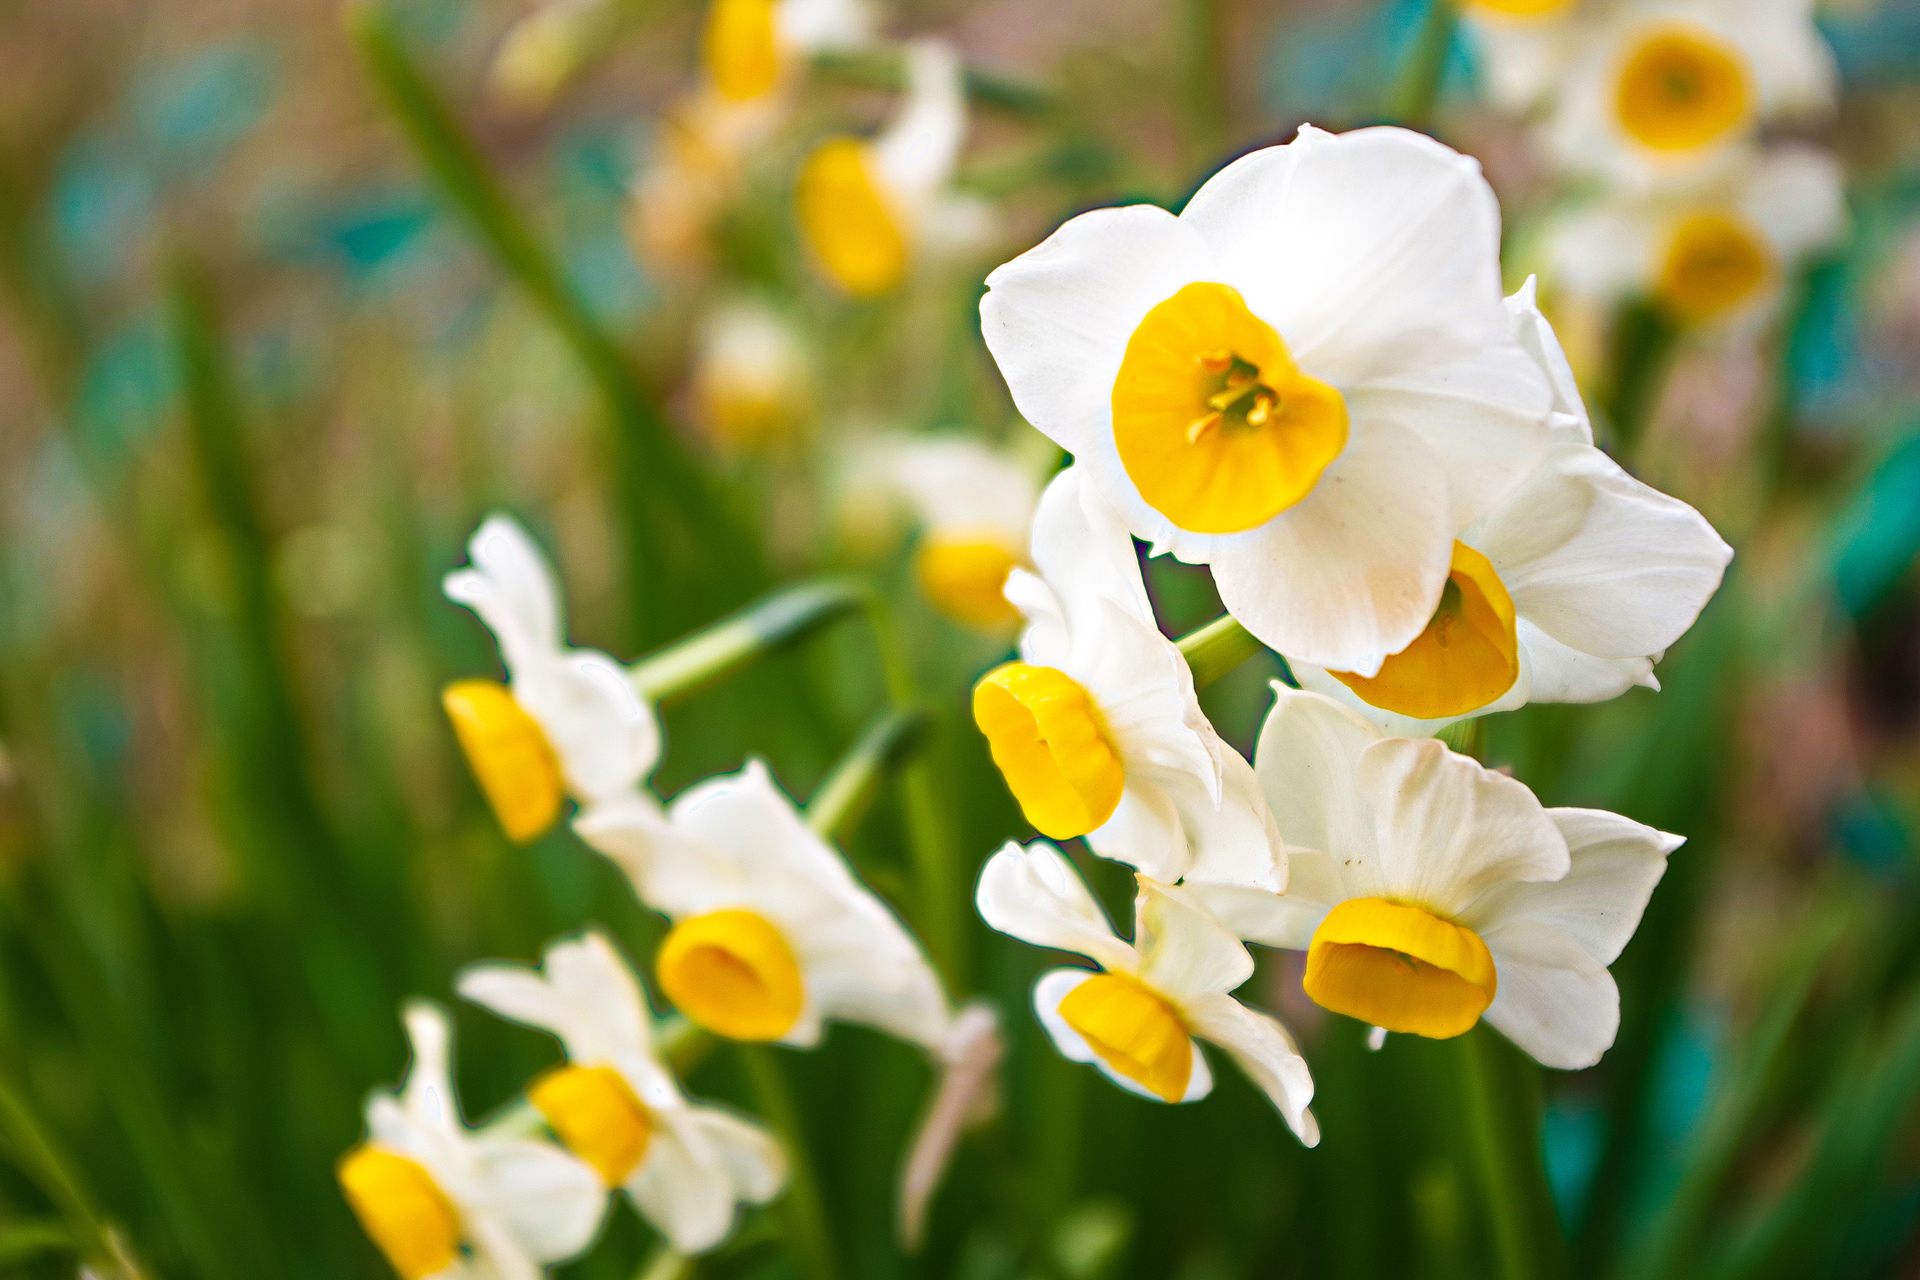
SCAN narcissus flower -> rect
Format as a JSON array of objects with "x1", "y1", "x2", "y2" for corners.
[
  {"x1": 980, "y1": 125, "x2": 1553, "y2": 675},
  {"x1": 1195, "y1": 688, "x2": 1681, "y2": 1068},
  {"x1": 691, "y1": 296, "x2": 813, "y2": 450},
  {"x1": 1546, "y1": 145, "x2": 1845, "y2": 329},
  {"x1": 701, "y1": 0, "x2": 872, "y2": 105},
  {"x1": 797, "y1": 40, "x2": 985, "y2": 297},
  {"x1": 442, "y1": 516, "x2": 662, "y2": 844},
  {"x1": 972, "y1": 465, "x2": 1283, "y2": 890},
  {"x1": 1543, "y1": 0, "x2": 1833, "y2": 188},
  {"x1": 880, "y1": 435, "x2": 1041, "y2": 631},
  {"x1": 337, "y1": 1003, "x2": 605, "y2": 1280},
  {"x1": 573, "y1": 760, "x2": 950, "y2": 1049},
  {"x1": 976, "y1": 842, "x2": 1318, "y2": 1143},
  {"x1": 458, "y1": 932, "x2": 786, "y2": 1255},
  {"x1": 1288, "y1": 282, "x2": 1732, "y2": 735},
  {"x1": 1458, "y1": 0, "x2": 1591, "y2": 111}
]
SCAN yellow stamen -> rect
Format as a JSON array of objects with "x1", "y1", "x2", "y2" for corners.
[
  {"x1": 1656, "y1": 211, "x2": 1771, "y2": 323},
  {"x1": 442, "y1": 679, "x2": 565, "y2": 843},
  {"x1": 1112, "y1": 282, "x2": 1347, "y2": 534},
  {"x1": 529, "y1": 1064, "x2": 654, "y2": 1186},
  {"x1": 915, "y1": 537, "x2": 1022, "y2": 631},
  {"x1": 1057, "y1": 972, "x2": 1192, "y2": 1103},
  {"x1": 337, "y1": 1146, "x2": 462, "y2": 1280},
  {"x1": 1303, "y1": 898, "x2": 1497, "y2": 1039},
  {"x1": 1328, "y1": 541, "x2": 1519, "y2": 720},
  {"x1": 703, "y1": 0, "x2": 781, "y2": 102},
  {"x1": 1614, "y1": 25, "x2": 1751, "y2": 154},
  {"x1": 972, "y1": 663, "x2": 1125, "y2": 839},
  {"x1": 1467, "y1": 0, "x2": 1575, "y2": 16},
  {"x1": 795, "y1": 138, "x2": 908, "y2": 297},
  {"x1": 657, "y1": 909, "x2": 806, "y2": 1041}
]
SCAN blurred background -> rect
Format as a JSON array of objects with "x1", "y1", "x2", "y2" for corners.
[{"x1": 6, "y1": 0, "x2": 1920, "y2": 1276}]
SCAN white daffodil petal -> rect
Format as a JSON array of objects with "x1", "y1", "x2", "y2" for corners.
[
  {"x1": 1031, "y1": 968, "x2": 1212, "y2": 1103},
  {"x1": 1029, "y1": 466, "x2": 1155, "y2": 626},
  {"x1": 468, "y1": 1139, "x2": 608, "y2": 1262},
  {"x1": 1134, "y1": 880, "x2": 1255, "y2": 1001},
  {"x1": 687, "y1": 1106, "x2": 789, "y2": 1203},
  {"x1": 1518, "y1": 619, "x2": 1656, "y2": 704},
  {"x1": 515, "y1": 651, "x2": 662, "y2": 805},
  {"x1": 1479, "y1": 921, "x2": 1620, "y2": 1071},
  {"x1": 465, "y1": 1214, "x2": 546, "y2": 1280},
  {"x1": 443, "y1": 515, "x2": 564, "y2": 673},
  {"x1": 401, "y1": 1002, "x2": 460, "y2": 1131},
  {"x1": 1177, "y1": 745, "x2": 1289, "y2": 893},
  {"x1": 871, "y1": 40, "x2": 967, "y2": 216},
  {"x1": 1252, "y1": 688, "x2": 1381, "y2": 882},
  {"x1": 1211, "y1": 419, "x2": 1453, "y2": 673},
  {"x1": 1087, "y1": 776, "x2": 1188, "y2": 885},
  {"x1": 1179, "y1": 990, "x2": 1319, "y2": 1146},
  {"x1": 1188, "y1": 850, "x2": 1343, "y2": 950},
  {"x1": 1360, "y1": 737, "x2": 1569, "y2": 915},
  {"x1": 627, "y1": 1109, "x2": 783, "y2": 1255},
  {"x1": 1505, "y1": 279, "x2": 1594, "y2": 447},
  {"x1": 975, "y1": 842, "x2": 1139, "y2": 975}
]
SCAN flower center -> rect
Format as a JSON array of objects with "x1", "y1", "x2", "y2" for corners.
[
  {"x1": 1057, "y1": 971, "x2": 1192, "y2": 1102},
  {"x1": 1327, "y1": 541, "x2": 1520, "y2": 720},
  {"x1": 442, "y1": 679, "x2": 565, "y2": 843},
  {"x1": 337, "y1": 1146, "x2": 462, "y2": 1280},
  {"x1": 1614, "y1": 26, "x2": 1751, "y2": 154},
  {"x1": 796, "y1": 138, "x2": 908, "y2": 297},
  {"x1": 528, "y1": 1064, "x2": 655, "y2": 1186},
  {"x1": 1657, "y1": 211, "x2": 1771, "y2": 322},
  {"x1": 916, "y1": 537, "x2": 1022, "y2": 631},
  {"x1": 657, "y1": 909, "x2": 806, "y2": 1041},
  {"x1": 1466, "y1": 0, "x2": 1575, "y2": 16},
  {"x1": 972, "y1": 663, "x2": 1126, "y2": 839},
  {"x1": 703, "y1": 0, "x2": 781, "y2": 101},
  {"x1": 1303, "y1": 898, "x2": 1497, "y2": 1039},
  {"x1": 1112, "y1": 282, "x2": 1347, "y2": 534}
]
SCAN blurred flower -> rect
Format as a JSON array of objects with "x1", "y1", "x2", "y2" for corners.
[
  {"x1": 705, "y1": 0, "x2": 874, "y2": 104},
  {"x1": 1459, "y1": 0, "x2": 1593, "y2": 112},
  {"x1": 1289, "y1": 282, "x2": 1732, "y2": 735},
  {"x1": 979, "y1": 125, "x2": 1552, "y2": 676},
  {"x1": 879, "y1": 434, "x2": 1041, "y2": 631},
  {"x1": 458, "y1": 932, "x2": 786, "y2": 1254},
  {"x1": 337, "y1": 1003, "x2": 605, "y2": 1280},
  {"x1": 1546, "y1": 144, "x2": 1845, "y2": 329},
  {"x1": 1196, "y1": 689, "x2": 1680, "y2": 1069},
  {"x1": 488, "y1": 0, "x2": 626, "y2": 112},
  {"x1": 976, "y1": 841, "x2": 1318, "y2": 1144},
  {"x1": 442, "y1": 515, "x2": 662, "y2": 843},
  {"x1": 691, "y1": 296, "x2": 813, "y2": 450},
  {"x1": 1542, "y1": 0, "x2": 1833, "y2": 189},
  {"x1": 797, "y1": 39, "x2": 987, "y2": 296},
  {"x1": 972, "y1": 466, "x2": 1284, "y2": 889},
  {"x1": 573, "y1": 759, "x2": 950, "y2": 1048}
]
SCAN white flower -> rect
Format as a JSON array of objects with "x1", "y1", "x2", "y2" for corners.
[
  {"x1": 442, "y1": 515, "x2": 662, "y2": 843},
  {"x1": 1546, "y1": 145, "x2": 1846, "y2": 330},
  {"x1": 690, "y1": 296, "x2": 813, "y2": 449},
  {"x1": 972, "y1": 465, "x2": 1284, "y2": 890},
  {"x1": 338, "y1": 1003, "x2": 606, "y2": 1280},
  {"x1": 458, "y1": 932, "x2": 786, "y2": 1255},
  {"x1": 877, "y1": 434, "x2": 1041, "y2": 631},
  {"x1": 1458, "y1": 0, "x2": 1597, "y2": 112},
  {"x1": 1542, "y1": 0, "x2": 1834, "y2": 189},
  {"x1": 797, "y1": 40, "x2": 990, "y2": 296},
  {"x1": 1195, "y1": 688, "x2": 1681, "y2": 1069},
  {"x1": 1287, "y1": 281, "x2": 1733, "y2": 736},
  {"x1": 976, "y1": 842, "x2": 1318, "y2": 1144},
  {"x1": 979, "y1": 124, "x2": 1553, "y2": 675},
  {"x1": 573, "y1": 759, "x2": 951, "y2": 1050}
]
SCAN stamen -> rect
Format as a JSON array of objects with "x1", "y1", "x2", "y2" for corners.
[
  {"x1": 1246, "y1": 393, "x2": 1274, "y2": 427},
  {"x1": 1206, "y1": 381, "x2": 1262, "y2": 414},
  {"x1": 1195, "y1": 350, "x2": 1235, "y2": 374},
  {"x1": 1186, "y1": 413, "x2": 1223, "y2": 443}
]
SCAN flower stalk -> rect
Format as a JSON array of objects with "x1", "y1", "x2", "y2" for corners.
[
  {"x1": 804, "y1": 708, "x2": 932, "y2": 841},
  {"x1": 1177, "y1": 613, "x2": 1267, "y2": 691},
  {"x1": 629, "y1": 579, "x2": 867, "y2": 705}
]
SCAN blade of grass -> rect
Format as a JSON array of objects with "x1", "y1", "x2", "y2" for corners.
[
  {"x1": 804, "y1": 709, "x2": 931, "y2": 844},
  {"x1": 738, "y1": 1044, "x2": 839, "y2": 1280}
]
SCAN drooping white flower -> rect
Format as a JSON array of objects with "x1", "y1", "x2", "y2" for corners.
[
  {"x1": 1542, "y1": 0, "x2": 1834, "y2": 189},
  {"x1": 442, "y1": 515, "x2": 662, "y2": 843},
  {"x1": 976, "y1": 841, "x2": 1318, "y2": 1144},
  {"x1": 979, "y1": 124, "x2": 1553, "y2": 676},
  {"x1": 797, "y1": 39, "x2": 992, "y2": 296},
  {"x1": 690, "y1": 295, "x2": 813, "y2": 450},
  {"x1": 1546, "y1": 145, "x2": 1846, "y2": 330},
  {"x1": 1287, "y1": 280, "x2": 1733, "y2": 736},
  {"x1": 338, "y1": 1003, "x2": 606, "y2": 1280},
  {"x1": 1194, "y1": 688, "x2": 1681, "y2": 1069},
  {"x1": 878, "y1": 434, "x2": 1042, "y2": 631},
  {"x1": 458, "y1": 932, "x2": 785, "y2": 1255},
  {"x1": 971, "y1": 465, "x2": 1284, "y2": 890}
]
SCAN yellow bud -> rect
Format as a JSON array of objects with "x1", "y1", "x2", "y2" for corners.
[
  {"x1": 443, "y1": 679, "x2": 566, "y2": 843},
  {"x1": 657, "y1": 909, "x2": 806, "y2": 1041},
  {"x1": 972, "y1": 663, "x2": 1125, "y2": 839}
]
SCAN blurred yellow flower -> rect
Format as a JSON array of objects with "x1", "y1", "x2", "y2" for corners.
[
  {"x1": 691, "y1": 296, "x2": 812, "y2": 449},
  {"x1": 874, "y1": 434, "x2": 1040, "y2": 630}
]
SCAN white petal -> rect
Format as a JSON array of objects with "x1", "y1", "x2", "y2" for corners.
[
  {"x1": 1031, "y1": 968, "x2": 1212, "y2": 1103},
  {"x1": 1479, "y1": 921, "x2": 1620, "y2": 1070},
  {"x1": 1211, "y1": 419, "x2": 1453, "y2": 674},
  {"x1": 1361, "y1": 737, "x2": 1568, "y2": 916},
  {"x1": 1085, "y1": 775, "x2": 1187, "y2": 885},
  {"x1": 871, "y1": 40, "x2": 966, "y2": 215},
  {"x1": 686, "y1": 1106, "x2": 788, "y2": 1202},
  {"x1": 573, "y1": 795, "x2": 735, "y2": 921},
  {"x1": 1188, "y1": 849, "x2": 1344, "y2": 951},
  {"x1": 443, "y1": 515, "x2": 563, "y2": 675},
  {"x1": 514, "y1": 651, "x2": 663, "y2": 806},
  {"x1": 1461, "y1": 807, "x2": 1680, "y2": 967},
  {"x1": 777, "y1": 0, "x2": 873, "y2": 52},
  {"x1": 1286, "y1": 654, "x2": 1532, "y2": 739},
  {"x1": 975, "y1": 841, "x2": 1139, "y2": 975},
  {"x1": 1505, "y1": 278, "x2": 1594, "y2": 446},
  {"x1": 1005, "y1": 567, "x2": 1070, "y2": 668},
  {"x1": 1543, "y1": 202, "x2": 1654, "y2": 307},
  {"x1": 1741, "y1": 144, "x2": 1845, "y2": 266},
  {"x1": 1179, "y1": 991, "x2": 1319, "y2": 1145},
  {"x1": 1133, "y1": 879, "x2": 1254, "y2": 1001},
  {"x1": 401, "y1": 1001, "x2": 461, "y2": 1132},
  {"x1": 1518, "y1": 618, "x2": 1655, "y2": 704},
  {"x1": 627, "y1": 1109, "x2": 784, "y2": 1254},
  {"x1": 1252, "y1": 687, "x2": 1381, "y2": 888},
  {"x1": 1027, "y1": 466, "x2": 1154, "y2": 628},
  {"x1": 979, "y1": 205, "x2": 1212, "y2": 467},
  {"x1": 1175, "y1": 743, "x2": 1289, "y2": 892},
  {"x1": 884, "y1": 435, "x2": 1040, "y2": 542},
  {"x1": 466, "y1": 1139, "x2": 607, "y2": 1262}
]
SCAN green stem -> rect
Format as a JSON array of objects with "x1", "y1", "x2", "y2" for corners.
[
  {"x1": 804, "y1": 709, "x2": 931, "y2": 843},
  {"x1": 1176, "y1": 613, "x2": 1267, "y2": 691},
  {"x1": 738, "y1": 1045, "x2": 837, "y2": 1280},
  {"x1": 1459, "y1": 1029, "x2": 1534, "y2": 1280},
  {"x1": 0, "y1": 1068, "x2": 142, "y2": 1277},
  {"x1": 1438, "y1": 716, "x2": 1486, "y2": 760},
  {"x1": 634, "y1": 1242, "x2": 694, "y2": 1280},
  {"x1": 1388, "y1": 0, "x2": 1457, "y2": 129},
  {"x1": 629, "y1": 580, "x2": 866, "y2": 706}
]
